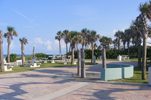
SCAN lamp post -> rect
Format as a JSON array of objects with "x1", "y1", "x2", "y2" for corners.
[
  {"x1": 0, "y1": 30, "x2": 4, "y2": 72},
  {"x1": 81, "y1": 48, "x2": 85, "y2": 78},
  {"x1": 77, "y1": 49, "x2": 81, "y2": 77},
  {"x1": 102, "y1": 47, "x2": 106, "y2": 68}
]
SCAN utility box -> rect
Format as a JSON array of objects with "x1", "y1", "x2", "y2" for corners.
[
  {"x1": 117, "y1": 55, "x2": 121, "y2": 61},
  {"x1": 149, "y1": 67, "x2": 151, "y2": 86}
]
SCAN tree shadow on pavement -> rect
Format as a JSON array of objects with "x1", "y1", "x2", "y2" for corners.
[
  {"x1": 87, "y1": 82, "x2": 151, "y2": 100},
  {"x1": 0, "y1": 82, "x2": 52, "y2": 100}
]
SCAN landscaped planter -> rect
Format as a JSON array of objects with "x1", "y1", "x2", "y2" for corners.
[
  {"x1": 149, "y1": 67, "x2": 151, "y2": 86},
  {"x1": 101, "y1": 64, "x2": 134, "y2": 81}
]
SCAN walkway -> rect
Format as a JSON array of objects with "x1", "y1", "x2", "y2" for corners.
[{"x1": 0, "y1": 61, "x2": 150, "y2": 100}]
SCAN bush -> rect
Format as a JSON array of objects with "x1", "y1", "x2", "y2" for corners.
[
  {"x1": 25, "y1": 55, "x2": 33, "y2": 60},
  {"x1": 66, "y1": 46, "x2": 151, "y2": 59},
  {"x1": 35, "y1": 53, "x2": 48, "y2": 58},
  {"x1": 6, "y1": 53, "x2": 17, "y2": 62}
]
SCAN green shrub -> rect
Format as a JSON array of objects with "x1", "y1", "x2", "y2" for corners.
[
  {"x1": 35, "y1": 53, "x2": 48, "y2": 58},
  {"x1": 25, "y1": 55, "x2": 33, "y2": 60},
  {"x1": 66, "y1": 46, "x2": 151, "y2": 59},
  {"x1": 6, "y1": 53, "x2": 17, "y2": 62}
]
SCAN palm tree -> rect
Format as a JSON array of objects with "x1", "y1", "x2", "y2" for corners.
[
  {"x1": 74, "y1": 34, "x2": 83, "y2": 51},
  {"x1": 113, "y1": 38, "x2": 118, "y2": 49},
  {"x1": 94, "y1": 43, "x2": 97, "y2": 50},
  {"x1": 99, "y1": 36, "x2": 112, "y2": 48},
  {"x1": 125, "y1": 29, "x2": 131, "y2": 57},
  {"x1": 4, "y1": 26, "x2": 18, "y2": 63},
  {"x1": 55, "y1": 31, "x2": 63, "y2": 58},
  {"x1": 0, "y1": 30, "x2": 4, "y2": 72},
  {"x1": 88, "y1": 30, "x2": 100, "y2": 63},
  {"x1": 68, "y1": 31, "x2": 78, "y2": 65},
  {"x1": 97, "y1": 45, "x2": 102, "y2": 50},
  {"x1": 80, "y1": 28, "x2": 90, "y2": 49},
  {"x1": 114, "y1": 31, "x2": 123, "y2": 50},
  {"x1": 139, "y1": 2, "x2": 151, "y2": 80},
  {"x1": 19, "y1": 38, "x2": 28, "y2": 66},
  {"x1": 99, "y1": 36, "x2": 112, "y2": 68},
  {"x1": 121, "y1": 32, "x2": 127, "y2": 50},
  {"x1": 63, "y1": 30, "x2": 69, "y2": 55},
  {"x1": 131, "y1": 19, "x2": 143, "y2": 68}
]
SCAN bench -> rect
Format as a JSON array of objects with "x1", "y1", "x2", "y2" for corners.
[
  {"x1": 4, "y1": 63, "x2": 13, "y2": 71},
  {"x1": 51, "y1": 59, "x2": 55, "y2": 63},
  {"x1": 24, "y1": 61, "x2": 41, "y2": 67},
  {"x1": 121, "y1": 55, "x2": 129, "y2": 60},
  {"x1": 63, "y1": 59, "x2": 77, "y2": 65},
  {"x1": 24, "y1": 62, "x2": 41, "y2": 67},
  {"x1": 3, "y1": 59, "x2": 13, "y2": 71}
]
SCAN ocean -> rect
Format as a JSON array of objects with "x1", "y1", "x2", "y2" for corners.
[{"x1": 3, "y1": 54, "x2": 31, "y2": 58}]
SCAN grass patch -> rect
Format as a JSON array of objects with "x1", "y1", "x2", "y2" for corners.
[
  {"x1": 0, "y1": 61, "x2": 97, "y2": 74},
  {"x1": 108, "y1": 66, "x2": 149, "y2": 83}
]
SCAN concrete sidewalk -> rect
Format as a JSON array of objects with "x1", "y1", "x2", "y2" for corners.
[{"x1": 0, "y1": 61, "x2": 150, "y2": 100}]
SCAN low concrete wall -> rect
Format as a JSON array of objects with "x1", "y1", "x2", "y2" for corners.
[
  {"x1": 101, "y1": 64, "x2": 134, "y2": 81},
  {"x1": 149, "y1": 67, "x2": 151, "y2": 85}
]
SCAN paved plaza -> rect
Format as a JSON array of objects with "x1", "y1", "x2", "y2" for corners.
[{"x1": 0, "y1": 61, "x2": 151, "y2": 100}]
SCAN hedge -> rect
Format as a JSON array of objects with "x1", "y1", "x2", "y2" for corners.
[
  {"x1": 67, "y1": 46, "x2": 151, "y2": 59},
  {"x1": 6, "y1": 53, "x2": 17, "y2": 62}
]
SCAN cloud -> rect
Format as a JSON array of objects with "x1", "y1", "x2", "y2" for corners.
[
  {"x1": 147, "y1": 38, "x2": 151, "y2": 43},
  {"x1": 10, "y1": 41, "x2": 15, "y2": 50},
  {"x1": 122, "y1": 28, "x2": 125, "y2": 32},
  {"x1": 54, "y1": 40, "x2": 66, "y2": 49},
  {"x1": 34, "y1": 38, "x2": 43, "y2": 44},
  {"x1": 33, "y1": 38, "x2": 52, "y2": 51},
  {"x1": 44, "y1": 40, "x2": 52, "y2": 50},
  {"x1": 112, "y1": 29, "x2": 117, "y2": 34}
]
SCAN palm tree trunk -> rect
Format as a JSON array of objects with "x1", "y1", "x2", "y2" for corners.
[
  {"x1": 66, "y1": 42, "x2": 68, "y2": 54},
  {"x1": 7, "y1": 42, "x2": 10, "y2": 63},
  {"x1": 76, "y1": 44, "x2": 78, "y2": 51},
  {"x1": 114, "y1": 43, "x2": 115, "y2": 49},
  {"x1": 21, "y1": 44, "x2": 24, "y2": 66},
  {"x1": 123, "y1": 42, "x2": 125, "y2": 50},
  {"x1": 142, "y1": 35, "x2": 147, "y2": 80},
  {"x1": 66, "y1": 42, "x2": 68, "y2": 58},
  {"x1": 82, "y1": 37, "x2": 85, "y2": 49},
  {"x1": 118, "y1": 39, "x2": 120, "y2": 50},
  {"x1": 91, "y1": 42, "x2": 94, "y2": 63},
  {"x1": 0, "y1": 31, "x2": 4, "y2": 72},
  {"x1": 71, "y1": 47, "x2": 74, "y2": 65},
  {"x1": 59, "y1": 40, "x2": 61, "y2": 57},
  {"x1": 127, "y1": 42, "x2": 130, "y2": 57},
  {"x1": 138, "y1": 39, "x2": 141, "y2": 68},
  {"x1": 142, "y1": 13, "x2": 148, "y2": 80}
]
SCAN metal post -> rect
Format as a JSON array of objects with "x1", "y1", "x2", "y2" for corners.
[
  {"x1": 0, "y1": 30, "x2": 4, "y2": 72},
  {"x1": 102, "y1": 48, "x2": 106, "y2": 68},
  {"x1": 77, "y1": 50, "x2": 81, "y2": 77},
  {"x1": 81, "y1": 48, "x2": 85, "y2": 78}
]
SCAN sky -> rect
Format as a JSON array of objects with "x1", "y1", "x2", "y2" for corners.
[{"x1": 0, "y1": 0, "x2": 151, "y2": 55}]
